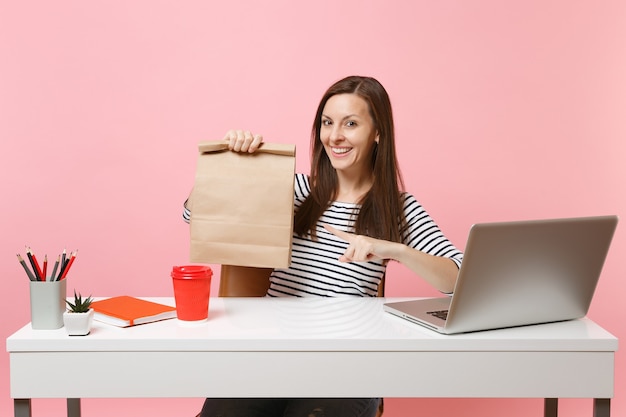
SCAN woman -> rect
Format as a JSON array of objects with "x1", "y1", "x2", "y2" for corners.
[{"x1": 185, "y1": 75, "x2": 463, "y2": 417}]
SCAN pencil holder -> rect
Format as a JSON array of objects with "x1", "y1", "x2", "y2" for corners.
[{"x1": 29, "y1": 280, "x2": 67, "y2": 330}]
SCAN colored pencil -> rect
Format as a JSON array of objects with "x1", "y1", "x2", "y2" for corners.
[
  {"x1": 30, "y1": 248, "x2": 44, "y2": 281},
  {"x1": 25, "y1": 247, "x2": 42, "y2": 281},
  {"x1": 49, "y1": 255, "x2": 60, "y2": 282},
  {"x1": 42, "y1": 255, "x2": 48, "y2": 281},
  {"x1": 57, "y1": 250, "x2": 69, "y2": 279},
  {"x1": 61, "y1": 248, "x2": 67, "y2": 269},
  {"x1": 60, "y1": 250, "x2": 77, "y2": 280},
  {"x1": 17, "y1": 254, "x2": 36, "y2": 281},
  {"x1": 57, "y1": 260, "x2": 66, "y2": 280}
]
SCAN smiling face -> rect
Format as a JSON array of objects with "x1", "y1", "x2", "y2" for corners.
[{"x1": 320, "y1": 93, "x2": 379, "y2": 178}]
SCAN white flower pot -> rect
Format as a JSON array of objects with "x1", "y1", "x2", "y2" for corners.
[{"x1": 63, "y1": 309, "x2": 94, "y2": 336}]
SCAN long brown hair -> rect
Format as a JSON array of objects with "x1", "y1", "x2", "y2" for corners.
[{"x1": 294, "y1": 75, "x2": 406, "y2": 241}]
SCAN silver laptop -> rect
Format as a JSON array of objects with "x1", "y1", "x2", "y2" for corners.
[{"x1": 383, "y1": 215, "x2": 618, "y2": 334}]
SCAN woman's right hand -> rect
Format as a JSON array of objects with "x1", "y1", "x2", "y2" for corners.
[{"x1": 223, "y1": 130, "x2": 263, "y2": 153}]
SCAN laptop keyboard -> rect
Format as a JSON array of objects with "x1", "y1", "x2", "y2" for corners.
[{"x1": 427, "y1": 310, "x2": 449, "y2": 321}]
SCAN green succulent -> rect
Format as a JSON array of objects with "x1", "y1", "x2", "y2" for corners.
[{"x1": 66, "y1": 290, "x2": 93, "y2": 313}]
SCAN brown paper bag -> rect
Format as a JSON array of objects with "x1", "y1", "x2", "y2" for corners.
[{"x1": 188, "y1": 140, "x2": 296, "y2": 268}]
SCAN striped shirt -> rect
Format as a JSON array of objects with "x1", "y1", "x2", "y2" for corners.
[{"x1": 183, "y1": 173, "x2": 463, "y2": 298}]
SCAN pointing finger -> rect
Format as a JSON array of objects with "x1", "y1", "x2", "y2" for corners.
[{"x1": 324, "y1": 224, "x2": 354, "y2": 242}]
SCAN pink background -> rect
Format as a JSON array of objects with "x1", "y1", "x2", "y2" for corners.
[{"x1": 1, "y1": 1, "x2": 625, "y2": 416}]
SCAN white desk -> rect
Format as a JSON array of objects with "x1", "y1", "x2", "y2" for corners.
[{"x1": 7, "y1": 297, "x2": 618, "y2": 417}]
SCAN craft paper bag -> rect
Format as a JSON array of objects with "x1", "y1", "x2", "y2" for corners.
[{"x1": 189, "y1": 140, "x2": 296, "y2": 268}]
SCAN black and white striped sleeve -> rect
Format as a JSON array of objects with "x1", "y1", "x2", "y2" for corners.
[{"x1": 401, "y1": 194, "x2": 463, "y2": 269}]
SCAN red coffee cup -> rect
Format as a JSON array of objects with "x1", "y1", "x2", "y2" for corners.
[{"x1": 171, "y1": 265, "x2": 213, "y2": 322}]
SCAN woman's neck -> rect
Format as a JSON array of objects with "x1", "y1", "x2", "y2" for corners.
[{"x1": 334, "y1": 173, "x2": 373, "y2": 204}]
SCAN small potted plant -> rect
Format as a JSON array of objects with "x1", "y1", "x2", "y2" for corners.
[{"x1": 63, "y1": 290, "x2": 94, "y2": 336}]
